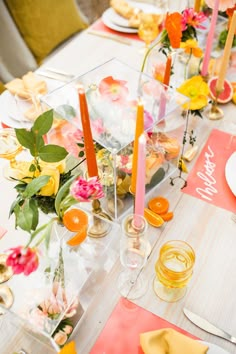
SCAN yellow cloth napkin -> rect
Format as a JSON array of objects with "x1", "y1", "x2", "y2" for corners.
[
  {"x1": 58, "y1": 341, "x2": 77, "y2": 354},
  {"x1": 140, "y1": 328, "x2": 208, "y2": 354}
]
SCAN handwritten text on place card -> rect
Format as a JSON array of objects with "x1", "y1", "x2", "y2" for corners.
[{"x1": 195, "y1": 145, "x2": 218, "y2": 201}]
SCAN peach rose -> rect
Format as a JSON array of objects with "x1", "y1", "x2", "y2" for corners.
[{"x1": 53, "y1": 330, "x2": 68, "y2": 346}]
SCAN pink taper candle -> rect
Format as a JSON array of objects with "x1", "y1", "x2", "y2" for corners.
[
  {"x1": 201, "y1": 0, "x2": 220, "y2": 77},
  {"x1": 134, "y1": 134, "x2": 146, "y2": 225}
]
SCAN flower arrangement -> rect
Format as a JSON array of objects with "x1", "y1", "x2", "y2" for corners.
[
  {"x1": 7, "y1": 110, "x2": 104, "y2": 276},
  {"x1": 141, "y1": 7, "x2": 207, "y2": 72}
]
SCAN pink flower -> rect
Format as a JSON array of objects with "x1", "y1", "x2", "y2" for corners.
[
  {"x1": 98, "y1": 76, "x2": 129, "y2": 103},
  {"x1": 205, "y1": 0, "x2": 235, "y2": 11},
  {"x1": 70, "y1": 176, "x2": 104, "y2": 202},
  {"x1": 181, "y1": 8, "x2": 207, "y2": 31},
  {"x1": 6, "y1": 246, "x2": 39, "y2": 275},
  {"x1": 91, "y1": 118, "x2": 105, "y2": 135}
]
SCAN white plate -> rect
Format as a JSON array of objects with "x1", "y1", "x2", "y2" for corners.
[
  {"x1": 102, "y1": 1, "x2": 163, "y2": 33},
  {"x1": 0, "y1": 90, "x2": 32, "y2": 129},
  {"x1": 201, "y1": 341, "x2": 230, "y2": 354},
  {"x1": 225, "y1": 151, "x2": 236, "y2": 196},
  {"x1": 0, "y1": 78, "x2": 63, "y2": 129}
]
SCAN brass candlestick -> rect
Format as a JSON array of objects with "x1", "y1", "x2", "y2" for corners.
[
  {"x1": 88, "y1": 199, "x2": 112, "y2": 238},
  {"x1": 205, "y1": 91, "x2": 224, "y2": 120}
]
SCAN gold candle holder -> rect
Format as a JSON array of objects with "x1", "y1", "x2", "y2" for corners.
[
  {"x1": 205, "y1": 92, "x2": 224, "y2": 120},
  {"x1": 88, "y1": 199, "x2": 113, "y2": 238}
]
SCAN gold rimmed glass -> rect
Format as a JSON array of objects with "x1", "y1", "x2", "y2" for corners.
[
  {"x1": 0, "y1": 129, "x2": 23, "y2": 179},
  {"x1": 153, "y1": 240, "x2": 195, "y2": 302}
]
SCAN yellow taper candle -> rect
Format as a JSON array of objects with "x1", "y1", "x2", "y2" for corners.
[
  {"x1": 130, "y1": 100, "x2": 144, "y2": 195},
  {"x1": 216, "y1": 11, "x2": 236, "y2": 93},
  {"x1": 194, "y1": 0, "x2": 201, "y2": 12}
]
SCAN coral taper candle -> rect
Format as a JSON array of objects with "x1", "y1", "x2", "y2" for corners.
[
  {"x1": 194, "y1": 0, "x2": 201, "y2": 12},
  {"x1": 130, "y1": 100, "x2": 144, "y2": 195},
  {"x1": 163, "y1": 55, "x2": 172, "y2": 86},
  {"x1": 201, "y1": 0, "x2": 220, "y2": 77},
  {"x1": 216, "y1": 11, "x2": 236, "y2": 92},
  {"x1": 134, "y1": 134, "x2": 146, "y2": 221},
  {"x1": 78, "y1": 87, "x2": 98, "y2": 177}
]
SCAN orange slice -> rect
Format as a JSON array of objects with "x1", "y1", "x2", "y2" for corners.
[
  {"x1": 66, "y1": 226, "x2": 88, "y2": 246},
  {"x1": 161, "y1": 211, "x2": 174, "y2": 222},
  {"x1": 144, "y1": 208, "x2": 164, "y2": 228},
  {"x1": 148, "y1": 196, "x2": 169, "y2": 215},
  {"x1": 63, "y1": 209, "x2": 88, "y2": 232}
]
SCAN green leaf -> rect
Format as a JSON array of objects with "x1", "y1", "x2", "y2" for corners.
[
  {"x1": 39, "y1": 144, "x2": 68, "y2": 162},
  {"x1": 55, "y1": 175, "x2": 77, "y2": 216},
  {"x1": 9, "y1": 196, "x2": 22, "y2": 217},
  {"x1": 29, "y1": 135, "x2": 45, "y2": 157},
  {"x1": 29, "y1": 163, "x2": 36, "y2": 172},
  {"x1": 32, "y1": 110, "x2": 54, "y2": 136},
  {"x1": 54, "y1": 105, "x2": 76, "y2": 121},
  {"x1": 23, "y1": 175, "x2": 50, "y2": 198},
  {"x1": 15, "y1": 129, "x2": 35, "y2": 150},
  {"x1": 29, "y1": 199, "x2": 39, "y2": 230},
  {"x1": 15, "y1": 200, "x2": 34, "y2": 232}
]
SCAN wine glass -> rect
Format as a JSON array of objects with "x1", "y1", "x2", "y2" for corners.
[
  {"x1": 117, "y1": 214, "x2": 149, "y2": 299},
  {"x1": 138, "y1": 14, "x2": 160, "y2": 51},
  {"x1": 0, "y1": 129, "x2": 23, "y2": 179}
]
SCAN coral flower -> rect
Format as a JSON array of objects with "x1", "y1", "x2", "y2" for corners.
[
  {"x1": 6, "y1": 246, "x2": 39, "y2": 275},
  {"x1": 165, "y1": 12, "x2": 182, "y2": 48},
  {"x1": 181, "y1": 8, "x2": 207, "y2": 31},
  {"x1": 177, "y1": 75, "x2": 209, "y2": 110},
  {"x1": 205, "y1": 0, "x2": 235, "y2": 11},
  {"x1": 98, "y1": 76, "x2": 129, "y2": 103},
  {"x1": 70, "y1": 176, "x2": 104, "y2": 202},
  {"x1": 180, "y1": 39, "x2": 203, "y2": 57}
]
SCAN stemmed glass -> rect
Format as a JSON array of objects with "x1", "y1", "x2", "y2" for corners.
[
  {"x1": 0, "y1": 129, "x2": 23, "y2": 179},
  {"x1": 138, "y1": 14, "x2": 160, "y2": 52},
  {"x1": 117, "y1": 214, "x2": 149, "y2": 300}
]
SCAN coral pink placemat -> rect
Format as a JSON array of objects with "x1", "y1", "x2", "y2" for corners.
[
  {"x1": 90, "y1": 298, "x2": 198, "y2": 354},
  {"x1": 182, "y1": 129, "x2": 236, "y2": 213},
  {"x1": 90, "y1": 19, "x2": 141, "y2": 41}
]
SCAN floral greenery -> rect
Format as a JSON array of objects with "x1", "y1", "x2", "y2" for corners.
[{"x1": 9, "y1": 110, "x2": 86, "y2": 251}]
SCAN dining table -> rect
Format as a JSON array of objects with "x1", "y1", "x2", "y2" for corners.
[{"x1": 0, "y1": 16, "x2": 236, "y2": 354}]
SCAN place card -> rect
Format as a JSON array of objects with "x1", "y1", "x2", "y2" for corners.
[
  {"x1": 182, "y1": 129, "x2": 236, "y2": 213},
  {"x1": 90, "y1": 297, "x2": 198, "y2": 353}
]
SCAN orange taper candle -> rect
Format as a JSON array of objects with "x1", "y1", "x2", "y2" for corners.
[
  {"x1": 194, "y1": 0, "x2": 201, "y2": 12},
  {"x1": 78, "y1": 87, "x2": 98, "y2": 177},
  {"x1": 130, "y1": 99, "x2": 144, "y2": 195},
  {"x1": 163, "y1": 55, "x2": 172, "y2": 87}
]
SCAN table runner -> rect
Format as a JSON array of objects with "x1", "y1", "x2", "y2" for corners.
[
  {"x1": 182, "y1": 129, "x2": 236, "y2": 213},
  {"x1": 90, "y1": 297, "x2": 198, "y2": 353}
]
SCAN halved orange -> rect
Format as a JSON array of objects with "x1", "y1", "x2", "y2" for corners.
[
  {"x1": 144, "y1": 208, "x2": 164, "y2": 228},
  {"x1": 148, "y1": 196, "x2": 169, "y2": 215},
  {"x1": 63, "y1": 208, "x2": 88, "y2": 232},
  {"x1": 161, "y1": 211, "x2": 174, "y2": 222}
]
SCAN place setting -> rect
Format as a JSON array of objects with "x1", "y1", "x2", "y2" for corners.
[{"x1": 102, "y1": 0, "x2": 164, "y2": 34}]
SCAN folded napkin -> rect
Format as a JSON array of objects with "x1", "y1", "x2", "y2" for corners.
[
  {"x1": 59, "y1": 341, "x2": 77, "y2": 354},
  {"x1": 5, "y1": 71, "x2": 47, "y2": 121},
  {"x1": 140, "y1": 328, "x2": 208, "y2": 354}
]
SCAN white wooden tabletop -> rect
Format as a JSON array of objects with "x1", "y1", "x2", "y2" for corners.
[{"x1": 1, "y1": 27, "x2": 236, "y2": 354}]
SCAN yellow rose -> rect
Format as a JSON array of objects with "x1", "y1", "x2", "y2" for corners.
[
  {"x1": 39, "y1": 166, "x2": 60, "y2": 196},
  {"x1": 40, "y1": 159, "x2": 66, "y2": 174}
]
